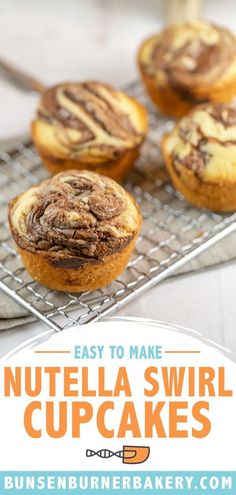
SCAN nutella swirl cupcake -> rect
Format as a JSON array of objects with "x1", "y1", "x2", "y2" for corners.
[
  {"x1": 138, "y1": 21, "x2": 236, "y2": 117},
  {"x1": 8, "y1": 170, "x2": 142, "y2": 291},
  {"x1": 161, "y1": 102, "x2": 236, "y2": 211},
  {"x1": 32, "y1": 81, "x2": 148, "y2": 181}
]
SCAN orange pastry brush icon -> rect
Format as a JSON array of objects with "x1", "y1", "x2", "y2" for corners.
[{"x1": 86, "y1": 445, "x2": 150, "y2": 464}]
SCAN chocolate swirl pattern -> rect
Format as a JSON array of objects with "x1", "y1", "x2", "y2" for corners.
[
  {"x1": 164, "y1": 102, "x2": 236, "y2": 182},
  {"x1": 161, "y1": 101, "x2": 236, "y2": 211},
  {"x1": 138, "y1": 21, "x2": 236, "y2": 117},
  {"x1": 9, "y1": 171, "x2": 139, "y2": 268},
  {"x1": 35, "y1": 81, "x2": 146, "y2": 162},
  {"x1": 139, "y1": 21, "x2": 236, "y2": 89}
]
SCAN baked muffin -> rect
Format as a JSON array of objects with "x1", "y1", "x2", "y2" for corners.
[
  {"x1": 138, "y1": 20, "x2": 236, "y2": 117},
  {"x1": 8, "y1": 170, "x2": 142, "y2": 292},
  {"x1": 161, "y1": 102, "x2": 236, "y2": 212},
  {"x1": 32, "y1": 81, "x2": 148, "y2": 181}
]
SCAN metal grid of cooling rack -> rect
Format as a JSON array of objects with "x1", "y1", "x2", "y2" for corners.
[{"x1": 1, "y1": 80, "x2": 236, "y2": 332}]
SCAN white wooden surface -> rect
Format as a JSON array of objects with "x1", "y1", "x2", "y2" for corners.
[{"x1": 0, "y1": 0, "x2": 236, "y2": 359}]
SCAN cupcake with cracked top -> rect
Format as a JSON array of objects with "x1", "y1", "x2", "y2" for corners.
[
  {"x1": 161, "y1": 102, "x2": 236, "y2": 211},
  {"x1": 138, "y1": 20, "x2": 236, "y2": 117},
  {"x1": 8, "y1": 170, "x2": 142, "y2": 292},
  {"x1": 32, "y1": 81, "x2": 148, "y2": 181}
]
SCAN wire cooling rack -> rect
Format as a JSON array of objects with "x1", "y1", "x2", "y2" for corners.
[{"x1": 1, "y1": 80, "x2": 236, "y2": 332}]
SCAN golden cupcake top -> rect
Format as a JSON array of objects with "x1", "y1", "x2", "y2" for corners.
[
  {"x1": 34, "y1": 81, "x2": 147, "y2": 162},
  {"x1": 138, "y1": 20, "x2": 236, "y2": 89},
  {"x1": 8, "y1": 170, "x2": 140, "y2": 266},
  {"x1": 163, "y1": 102, "x2": 236, "y2": 183}
]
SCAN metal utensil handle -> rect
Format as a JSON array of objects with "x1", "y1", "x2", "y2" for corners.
[{"x1": 0, "y1": 58, "x2": 45, "y2": 94}]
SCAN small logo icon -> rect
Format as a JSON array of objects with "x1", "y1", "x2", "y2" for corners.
[{"x1": 86, "y1": 445, "x2": 150, "y2": 464}]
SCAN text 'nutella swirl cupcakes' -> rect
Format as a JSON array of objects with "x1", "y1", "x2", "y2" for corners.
[
  {"x1": 161, "y1": 102, "x2": 236, "y2": 211},
  {"x1": 8, "y1": 170, "x2": 142, "y2": 291},
  {"x1": 138, "y1": 21, "x2": 236, "y2": 117},
  {"x1": 32, "y1": 81, "x2": 148, "y2": 181}
]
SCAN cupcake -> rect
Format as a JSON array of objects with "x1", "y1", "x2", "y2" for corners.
[
  {"x1": 32, "y1": 81, "x2": 148, "y2": 181},
  {"x1": 138, "y1": 20, "x2": 236, "y2": 117},
  {"x1": 8, "y1": 170, "x2": 142, "y2": 292},
  {"x1": 161, "y1": 101, "x2": 236, "y2": 211}
]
